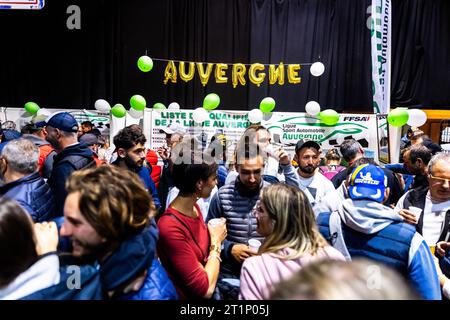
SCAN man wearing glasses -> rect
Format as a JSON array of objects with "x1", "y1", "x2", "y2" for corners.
[{"x1": 395, "y1": 152, "x2": 450, "y2": 251}]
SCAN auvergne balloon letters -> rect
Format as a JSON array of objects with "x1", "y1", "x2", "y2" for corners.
[{"x1": 163, "y1": 60, "x2": 303, "y2": 87}]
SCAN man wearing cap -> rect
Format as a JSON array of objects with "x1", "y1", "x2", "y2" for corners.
[
  {"x1": 332, "y1": 138, "x2": 402, "y2": 206},
  {"x1": 0, "y1": 128, "x2": 22, "y2": 154},
  {"x1": 79, "y1": 133, "x2": 106, "y2": 166},
  {"x1": 157, "y1": 122, "x2": 186, "y2": 213},
  {"x1": 45, "y1": 112, "x2": 96, "y2": 217},
  {"x1": 316, "y1": 164, "x2": 441, "y2": 300},
  {"x1": 21, "y1": 116, "x2": 56, "y2": 179},
  {"x1": 293, "y1": 139, "x2": 339, "y2": 212}
]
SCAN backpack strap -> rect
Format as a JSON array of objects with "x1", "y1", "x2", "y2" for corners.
[
  {"x1": 317, "y1": 211, "x2": 352, "y2": 261},
  {"x1": 329, "y1": 211, "x2": 352, "y2": 261},
  {"x1": 58, "y1": 155, "x2": 96, "y2": 171}
]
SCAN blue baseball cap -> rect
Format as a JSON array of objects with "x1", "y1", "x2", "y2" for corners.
[
  {"x1": 31, "y1": 114, "x2": 48, "y2": 128},
  {"x1": 349, "y1": 164, "x2": 387, "y2": 203},
  {"x1": 44, "y1": 112, "x2": 79, "y2": 133}
]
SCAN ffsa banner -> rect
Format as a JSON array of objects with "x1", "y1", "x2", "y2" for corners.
[
  {"x1": 371, "y1": 0, "x2": 392, "y2": 114},
  {"x1": 150, "y1": 110, "x2": 379, "y2": 162},
  {"x1": 264, "y1": 113, "x2": 379, "y2": 161}
]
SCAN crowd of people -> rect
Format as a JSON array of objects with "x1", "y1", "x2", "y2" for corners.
[{"x1": 0, "y1": 112, "x2": 449, "y2": 300}]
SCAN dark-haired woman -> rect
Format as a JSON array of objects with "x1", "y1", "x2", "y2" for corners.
[{"x1": 157, "y1": 154, "x2": 227, "y2": 299}]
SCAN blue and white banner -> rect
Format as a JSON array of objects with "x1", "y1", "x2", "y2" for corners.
[{"x1": 371, "y1": 0, "x2": 391, "y2": 114}]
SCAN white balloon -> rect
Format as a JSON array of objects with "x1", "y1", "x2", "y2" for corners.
[
  {"x1": 407, "y1": 109, "x2": 427, "y2": 127},
  {"x1": 168, "y1": 102, "x2": 180, "y2": 110},
  {"x1": 193, "y1": 107, "x2": 209, "y2": 124},
  {"x1": 36, "y1": 108, "x2": 52, "y2": 117},
  {"x1": 248, "y1": 109, "x2": 263, "y2": 124},
  {"x1": 94, "y1": 99, "x2": 111, "y2": 112},
  {"x1": 310, "y1": 62, "x2": 325, "y2": 77},
  {"x1": 128, "y1": 108, "x2": 144, "y2": 119},
  {"x1": 305, "y1": 101, "x2": 321, "y2": 116}
]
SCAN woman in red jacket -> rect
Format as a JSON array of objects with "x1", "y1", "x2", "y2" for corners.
[{"x1": 157, "y1": 150, "x2": 227, "y2": 300}]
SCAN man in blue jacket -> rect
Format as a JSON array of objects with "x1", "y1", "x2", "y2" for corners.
[
  {"x1": 60, "y1": 165, "x2": 176, "y2": 299},
  {"x1": 0, "y1": 139, "x2": 54, "y2": 222},
  {"x1": 112, "y1": 125, "x2": 161, "y2": 209},
  {"x1": 45, "y1": 112, "x2": 95, "y2": 217},
  {"x1": 317, "y1": 164, "x2": 441, "y2": 300}
]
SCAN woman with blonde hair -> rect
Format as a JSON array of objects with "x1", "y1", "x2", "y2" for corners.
[{"x1": 239, "y1": 184, "x2": 345, "y2": 300}]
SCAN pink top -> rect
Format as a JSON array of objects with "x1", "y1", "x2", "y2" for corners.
[{"x1": 239, "y1": 246, "x2": 345, "y2": 300}]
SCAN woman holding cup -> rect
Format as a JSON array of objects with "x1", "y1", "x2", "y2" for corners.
[
  {"x1": 239, "y1": 184, "x2": 345, "y2": 300},
  {"x1": 157, "y1": 147, "x2": 227, "y2": 300}
]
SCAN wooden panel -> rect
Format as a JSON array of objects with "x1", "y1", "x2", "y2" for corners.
[
  {"x1": 422, "y1": 109, "x2": 450, "y2": 120},
  {"x1": 411, "y1": 110, "x2": 450, "y2": 142}
]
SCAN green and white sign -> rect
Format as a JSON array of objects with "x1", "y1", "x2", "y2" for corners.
[
  {"x1": 151, "y1": 109, "x2": 251, "y2": 162},
  {"x1": 371, "y1": 0, "x2": 391, "y2": 114},
  {"x1": 264, "y1": 113, "x2": 379, "y2": 160},
  {"x1": 151, "y1": 109, "x2": 379, "y2": 162}
]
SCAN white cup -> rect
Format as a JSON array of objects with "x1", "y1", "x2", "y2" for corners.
[
  {"x1": 208, "y1": 218, "x2": 223, "y2": 228},
  {"x1": 408, "y1": 206, "x2": 422, "y2": 219},
  {"x1": 248, "y1": 238, "x2": 262, "y2": 253},
  {"x1": 264, "y1": 145, "x2": 279, "y2": 160}
]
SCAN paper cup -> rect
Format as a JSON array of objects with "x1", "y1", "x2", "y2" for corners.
[
  {"x1": 248, "y1": 239, "x2": 262, "y2": 253},
  {"x1": 208, "y1": 218, "x2": 223, "y2": 227},
  {"x1": 264, "y1": 145, "x2": 279, "y2": 159},
  {"x1": 409, "y1": 206, "x2": 422, "y2": 219}
]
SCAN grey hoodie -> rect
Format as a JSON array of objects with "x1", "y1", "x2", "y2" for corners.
[{"x1": 339, "y1": 198, "x2": 403, "y2": 234}]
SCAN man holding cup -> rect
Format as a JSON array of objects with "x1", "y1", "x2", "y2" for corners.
[{"x1": 395, "y1": 153, "x2": 450, "y2": 252}]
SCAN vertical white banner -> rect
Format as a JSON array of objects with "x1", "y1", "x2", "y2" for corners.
[{"x1": 371, "y1": 0, "x2": 391, "y2": 114}]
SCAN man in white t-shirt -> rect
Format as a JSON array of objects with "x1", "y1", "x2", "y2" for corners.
[
  {"x1": 395, "y1": 152, "x2": 450, "y2": 247},
  {"x1": 293, "y1": 139, "x2": 339, "y2": 213}
]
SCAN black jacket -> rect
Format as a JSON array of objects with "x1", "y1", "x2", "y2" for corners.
[{"x1": 48, "y1": 143, "x2": 95, "y2": 217}]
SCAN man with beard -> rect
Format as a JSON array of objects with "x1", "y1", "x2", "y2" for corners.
[
  {"x1": 112, "y1": 125, "x2": 161, "y2": 209},
  {"x1": 294, "y1": 139, "x2": 339, "y2": 213},
  {"x1": 45, "y1": 112, "x2": 95, "y2": 217},
  {"x1": 206, "y1": 135, "x2": 296, "y2": 299}
]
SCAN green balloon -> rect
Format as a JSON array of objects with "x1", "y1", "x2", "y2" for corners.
[
  {"x1": 203, "y1": 93, "x2": 220, "y2": 110},
  {"x1": 111, "y1": 104, "x2": 127, "y2": 118},
  {"x1": 130, "y1": 95, "x2": 146, "y2": 111},
  {"x1": 153, "y1": 103, "x2": 166, "y2": 110},
  {"x1": 259, "y1": 97, "x2": 276, "y2": 113},
  {"x1": 137, "y1": 56, "x2": 153, "y2": 72},
  {"x1": 319, "y1": 109, "x2": 339, "y2": 125},
  {"x1": 24, "y1": 101, "x2": 40, "y2": 115},
  {"x1": 387, "y1": 108, "x2": 409, "y2": 127}
]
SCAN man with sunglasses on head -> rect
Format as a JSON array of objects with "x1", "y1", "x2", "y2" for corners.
[
  {"x1": 395, "y1": 153, "x2": 450, "y2": 250},
  {"x1": 206, "y1": 132, "x2": 296, "y2": 299}
]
